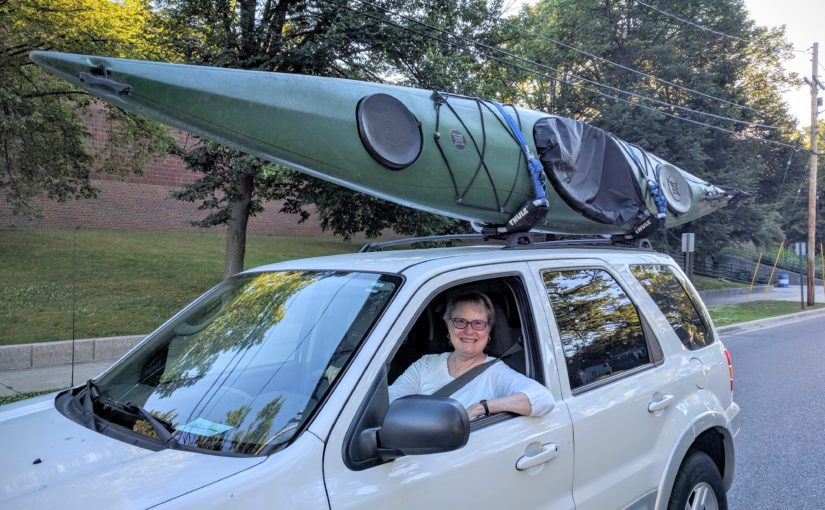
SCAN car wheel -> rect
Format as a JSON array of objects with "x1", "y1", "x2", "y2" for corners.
[{"x1": 667, "y1": 450, "x2": 727, "y2": 510}]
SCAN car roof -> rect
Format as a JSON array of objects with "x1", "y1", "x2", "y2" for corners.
[{"x1": 244, "y1": 243, "x2": 676, "y2": 276}]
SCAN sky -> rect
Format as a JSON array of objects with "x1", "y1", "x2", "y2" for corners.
[{"x1": 744, "y1": 0, "x2": 822, "y2": 126}]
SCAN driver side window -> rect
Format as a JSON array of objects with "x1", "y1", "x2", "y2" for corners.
[{"x1": 387, "y1": 276, "x2": 545, "y2": 418}]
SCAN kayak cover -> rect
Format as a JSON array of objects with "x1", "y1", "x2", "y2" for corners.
[{"x1": 534, "y1": 117, "x2": 648, "y2": 226}]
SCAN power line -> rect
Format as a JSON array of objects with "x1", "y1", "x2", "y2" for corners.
[
  {"x1": 789, "y1": 185, "x2": 804, "y2": 220},
  {"x1": 341, "y1": 0, "x2": 801, "y2": 148},
  {"x1": 777, "y1": 151, "x2": 795, "y2": 198},
  {"x1": 328, "y1": 0, "x2": 802, "y2": 149},
  {"x1": 635, "y1": 0, "x2": 752, "y2": 44},
  {"x1": 636, "y1": 0, "x2": 809, "y2": 54},
  {"x1": 340, "y1": 0, "x2": 796, "y2": 135},
  {"x1": 436, "y1": 0, "x2": 777, "y2": 119}
]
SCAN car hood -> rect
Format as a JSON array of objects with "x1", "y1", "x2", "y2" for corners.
[{"x1": 0, "y1": 395, "x2": 264, "y2": 509}]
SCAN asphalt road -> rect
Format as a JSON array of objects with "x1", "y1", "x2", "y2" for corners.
[{"x1": 722, "y1": 314, "x2": 825, "y2": 510}]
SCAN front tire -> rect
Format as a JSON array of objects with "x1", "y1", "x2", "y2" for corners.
[{"x1": 667, "y1": 450, "x2": 727, "y2": 510}]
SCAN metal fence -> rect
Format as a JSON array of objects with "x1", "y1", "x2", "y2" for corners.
[{"x1": 682, "y1": 246, "x2": 824, "y2": 286}]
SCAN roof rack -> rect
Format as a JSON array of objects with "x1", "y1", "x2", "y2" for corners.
[
  {"x1": 359, "y1": 232, "x2": 653, "y2": 252},
  {"x1": 513, "y1": 236, "x2": 653, "y2": 250},
  {"x1": 359, "y1": 234, "x2": 490, "y2": 252}
]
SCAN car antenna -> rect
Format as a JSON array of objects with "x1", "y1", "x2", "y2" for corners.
[{"x1": 70, "y1": 225, "x2": 78, "y2": 387}]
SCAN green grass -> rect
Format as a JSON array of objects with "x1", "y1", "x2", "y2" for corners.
[
  {"x1": 3, "y1": 228, "x2": 822, "y2": 344},
  {"x1": 0, "y1": 228, "x2": 357, "y2": 345},
  {"x1": 708, "y1": 300, "x2": 825, "y2": 327},
  {"x1": 0, "y1": 388, "x2": 61, "y2": 406},
  {"x1": 692, "y1": 275, "x2": 749, "y2": 291}
]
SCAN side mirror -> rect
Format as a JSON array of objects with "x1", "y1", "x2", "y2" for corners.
[
  {"x1": 377, "y1": 395, "x2": 470, "y2": 458},
  {"x1": 345, "y1": 367, "x2": 470, "y2": 471}
]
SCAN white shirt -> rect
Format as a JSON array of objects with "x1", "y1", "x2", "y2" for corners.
[{"x1": 388, "y1": 353, "x2": 554, "y2": 416}]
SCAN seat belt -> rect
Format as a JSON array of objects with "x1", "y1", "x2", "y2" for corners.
[{"x1": 431, "y1": 359, "x2": 499, "y2": 398}]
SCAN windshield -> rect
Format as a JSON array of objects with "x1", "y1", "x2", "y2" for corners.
[{"x1": 80, "y1": 270, "x2": 400, "y2": 456}]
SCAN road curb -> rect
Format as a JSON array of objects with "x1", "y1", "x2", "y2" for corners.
[
  {"x1": 716, "y1": 307, "x2": 825, "y2": 336},
  {"x1": 0, "y1": 335, "x2": 145, "y2": 371}
]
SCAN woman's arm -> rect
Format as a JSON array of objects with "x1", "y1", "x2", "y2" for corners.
[
  {"x1": 482, "y1": 364, "x2": 555, "y2": 417},
  {"x1": 387, "y1": 362, "x2": 421, "y2": 401},
  {"x1": 466, "y1": 392, "x2": 532, "y2": 419}
]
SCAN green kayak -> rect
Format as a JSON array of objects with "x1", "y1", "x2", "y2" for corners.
[{"x1": 30, "y1": 50, "x2": 744, "y2": 237}]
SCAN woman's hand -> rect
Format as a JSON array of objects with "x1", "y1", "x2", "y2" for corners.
[{"x1": 466, "y1": 402, "x2": 487, "y2": 420}]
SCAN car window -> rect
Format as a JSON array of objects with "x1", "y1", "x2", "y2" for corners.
[
  {"x1": 542, "y1": 268, "x2": 651, "y2": 391},
  {"x1": 630, "y1": 264, "x2": 713, "y2": 350},
  {"x1": 64, "y1": 271, "x2": 400, "y2": 456}
]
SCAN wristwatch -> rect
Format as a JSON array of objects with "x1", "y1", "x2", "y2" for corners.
[{"x1": 480, "y1": 399, "x2": 490, "y2": 416}]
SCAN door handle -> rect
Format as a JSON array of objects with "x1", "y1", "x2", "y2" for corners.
[
  {"x1": 516, "y1": 443, "x2": 558, "y2": 471},
  {"x1": 648, "y1": 393, "x2": 675, "y2": 413}
]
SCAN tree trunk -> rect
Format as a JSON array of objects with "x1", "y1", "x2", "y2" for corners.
[{"x1": 224, "y1": 172, "x2": 254, "y2": 279}]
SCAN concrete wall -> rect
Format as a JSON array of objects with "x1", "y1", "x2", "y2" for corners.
[{"x1": 0, "y1": 336, "x2": 144, "y2": 371}]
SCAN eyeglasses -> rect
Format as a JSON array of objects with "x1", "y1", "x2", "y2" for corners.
[{"x1": 448, "y1": 317, "x2": 490, "y2": 331}]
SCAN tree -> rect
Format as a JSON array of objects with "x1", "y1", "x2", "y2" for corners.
[
  {"x1": 0, "y1": 0, "x2": 174, "y2": 215},
  {"x1": 503, "y1": 0, "x2": 802, "y2": 254},
  {"x1": 160, "y1": 0, "x2": 509, "y2": 278}
]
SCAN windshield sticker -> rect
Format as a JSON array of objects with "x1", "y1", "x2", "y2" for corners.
[{"x1": 178, "y1": 417, "x2": 234, "y2": 437}]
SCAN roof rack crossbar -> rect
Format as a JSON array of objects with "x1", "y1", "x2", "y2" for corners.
[
  {"x1": 510, "y1": 237, "x2": 652, "y2": 250},
  {"x1": 359, "y1": 233, "x2": 488, "y2": 252}
]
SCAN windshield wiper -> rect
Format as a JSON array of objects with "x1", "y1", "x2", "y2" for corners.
[
  {"x1": 80, "y1": 379, "x2": 100, "y2": 430},
  {"x1": 97, "y1": 396, "x2": 180, "y2": 449},
  {"x1": 121, "y1": 400, "x2": 180, "y2": 449}
]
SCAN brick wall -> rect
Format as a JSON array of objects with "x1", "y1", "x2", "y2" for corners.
[
  {"x1": 84, "y1": 103, "x2": 202, "y2": 188},
  {"x1": 0, "y1": 102, "x2": 331, "y2": 236},
  {"x1": 0, "y1": 179, "x2": 329, "y2": 235}
]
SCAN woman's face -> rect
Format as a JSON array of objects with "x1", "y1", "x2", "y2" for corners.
[{"x1": 447, "y1": 301, "x2": 491, "y2": 358}]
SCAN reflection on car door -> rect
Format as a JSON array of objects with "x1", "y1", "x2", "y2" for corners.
[{"x1": 322, "y1": 265, "x2": 575, "y2": 510}]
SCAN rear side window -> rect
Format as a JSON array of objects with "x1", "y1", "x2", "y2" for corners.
[
  {"x1": 630, "y1": 264, "x2": 713, "y2": 350},
  {"x1": 542, "y1": 269, "x2": 651, "y2": 391}
]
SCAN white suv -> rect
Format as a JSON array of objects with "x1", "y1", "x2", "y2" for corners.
[{"x1": 0, "y1": 236, "x2": 739, "y2": 510}]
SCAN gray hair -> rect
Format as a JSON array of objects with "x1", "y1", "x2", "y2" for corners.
[{"x1": 443, "y1": 291, "x2": 495, "y2": 327}]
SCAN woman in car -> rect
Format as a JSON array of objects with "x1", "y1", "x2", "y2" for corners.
[{"x1": 389, "y1": 291, "x2": 554, "y2": 419}]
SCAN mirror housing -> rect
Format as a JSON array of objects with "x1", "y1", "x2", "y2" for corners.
[
  {"x1": 377, "y1": 395, "x2": 469, "y2": 459},
  {"x1": 344, "y1": 367, "x2": 470, "y2": 471}
]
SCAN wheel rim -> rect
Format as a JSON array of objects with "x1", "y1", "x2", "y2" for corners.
[{"x1": 684, "y1": 481, "x2": 719, "y2": 510}]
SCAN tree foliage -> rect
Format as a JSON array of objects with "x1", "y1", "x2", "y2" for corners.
[
  {"x1": 163, "y1": 0, "x2": 514, "y2": 275},
  {"x1": 166, "y1": 0, "x2": 816, "y2": 265},
  {"x1": 503, "y1": 0, "x2": 807, "y2": 254},
  {"x1": 0, "y1": 0, "x2": 173, "y2": 215}
]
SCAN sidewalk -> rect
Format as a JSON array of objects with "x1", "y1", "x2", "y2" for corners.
[
  {"x1": 3, "y1": 285, "x2": 825, "y2": 399},
  {"x1": 0, "y1": 361, "x2": 112, "y2": 397},
  {"x1": 699, "y1": 284, "x2": 824, "y2": 306},
  {"x1": 0, "y1": 335, "x2": 144, "y2": 398}
]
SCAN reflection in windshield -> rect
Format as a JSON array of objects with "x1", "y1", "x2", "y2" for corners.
[{"x1": 86, "y1": 270, "x2": 399, "y2": 455}]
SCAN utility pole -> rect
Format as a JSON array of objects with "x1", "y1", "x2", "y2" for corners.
[{"x1": 806, "y1": 42, "x2": 820, "y2": 306}]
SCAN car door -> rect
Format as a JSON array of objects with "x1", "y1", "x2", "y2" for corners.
[
  {"x1": 529, "y1": 260, "x2": 693, "y2": 510},
  {"x1": 322, "y1": 265, "x2": 575, "y2": 510}
]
